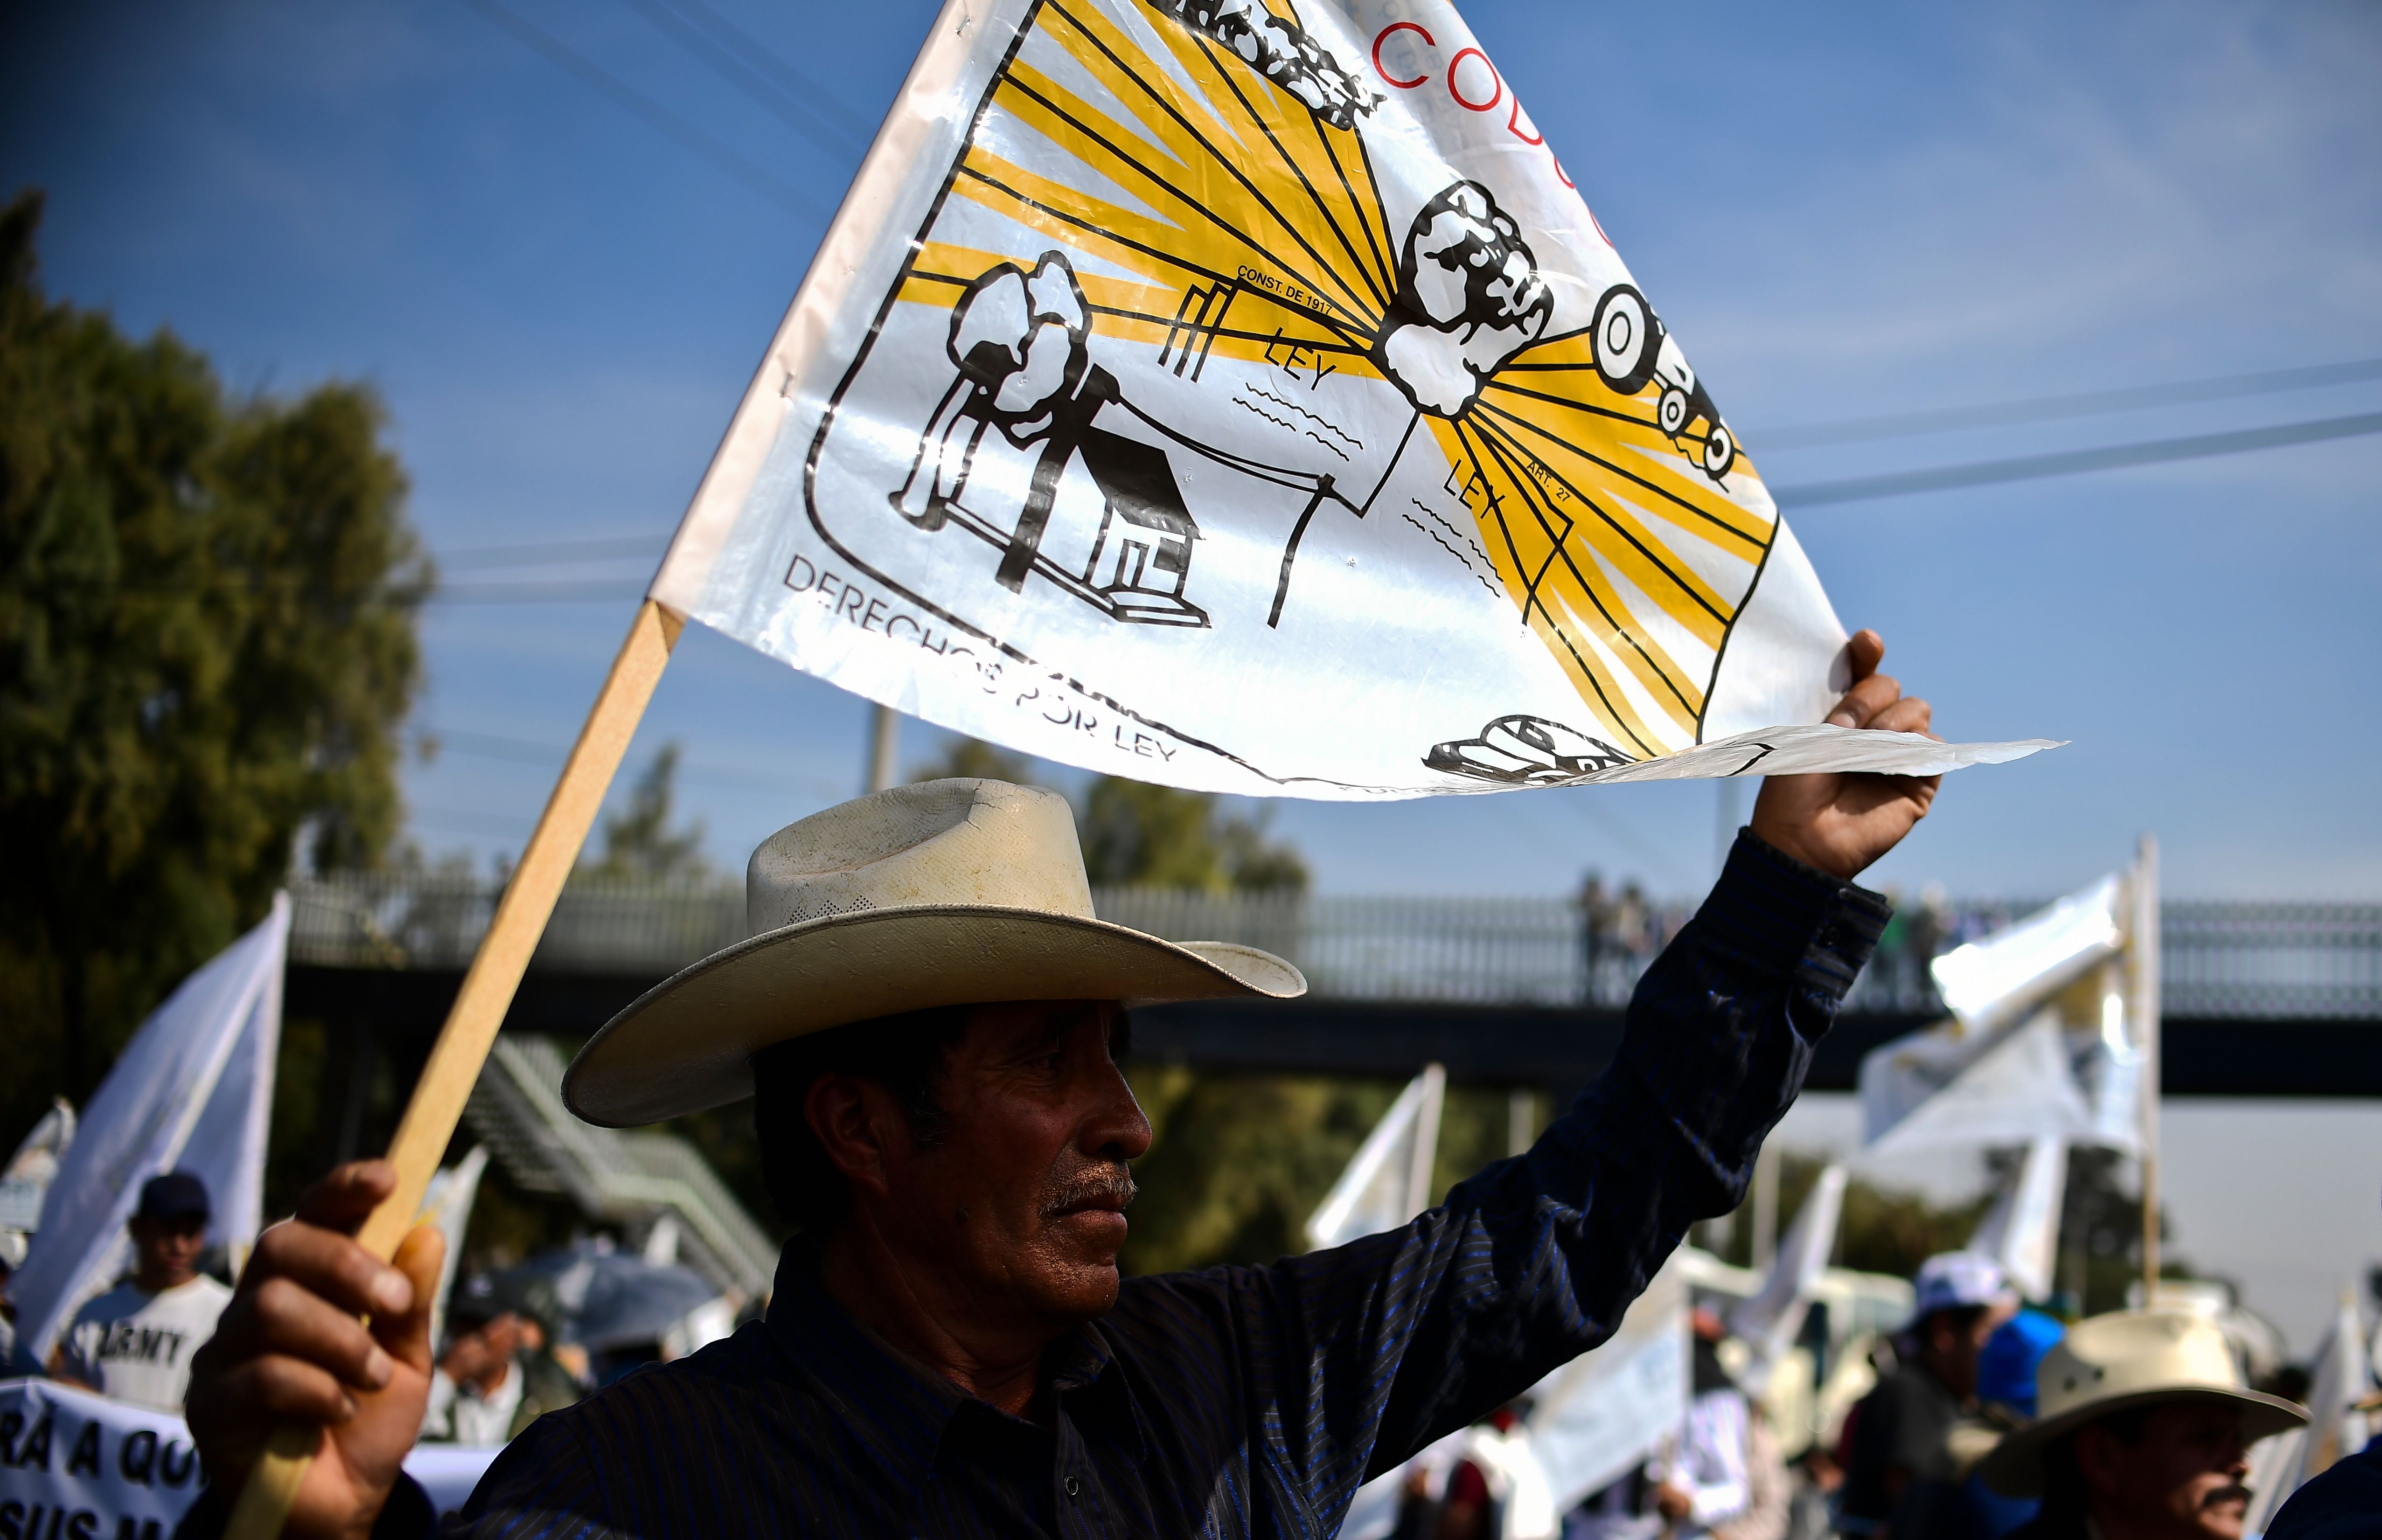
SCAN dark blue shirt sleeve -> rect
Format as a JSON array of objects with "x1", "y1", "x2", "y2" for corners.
[{"x1": 1134, "y1": 830, "x2": 1887, "y2": 1526}]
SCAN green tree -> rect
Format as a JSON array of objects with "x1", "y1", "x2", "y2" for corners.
[
  {"x1": 0, "y1": 189, "x2": 429, "y2": 1135},
  {"x1": 912, "y1": 735, "x2": 1311, "y2": 894},
  {"x1": 909, "y1": 735, "x2": 1033, "y2": 785},
  {"x1": 1079, "y1": 778, "x2": 1308, "y2": 893},
  {"x1": 585, "y1": 742, "x2": 709, "y2": 880}
]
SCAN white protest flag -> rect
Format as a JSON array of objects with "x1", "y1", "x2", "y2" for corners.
[
  {"x1": 1863, "y1": 1013, "x2": 2099, "y2": 1159},
  {"x1": 0, "y1": 1103, "x2": 77, "y2": 1266},
  {"x1": 1862, "y1": 872, "x2": 2131, "y2": 1152},
  {"x1": 1526, "y1": 1249, "x2": 1691, "y2": 1512},
  {"x1": 1930, "y1": 878, "x2": 2125, "y2": 1036},
  {"x1": 418, "y1": 1145, "x2": 491, "y2": 1353},
  {"x1": 1306, "y1": 1064, "x2": 1443, "y2": 1250},
  {"x1": 637, "y1": 0, "x2": 2053, "y2": 798},
  {"x1": 2291, "y1": 1287, "x2": 2374, "y2": 1491},
  {"x1": 7, "y1": 896, "x2": 288, "y2": 1365},
  {"x1": 1967, "y1": 1135, "x2": 2067, "y2": 1303},
  {"x1": 1728, "y1": 1163, "x2": 1846, "y2": 1379}
]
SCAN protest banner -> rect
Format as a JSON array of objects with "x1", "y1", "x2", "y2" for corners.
[
  {"x1": 0, "y1": 1380, "x2": 201, "y2": 1540},
  {"x1": 228, "y1": 2, "x2": 2055, "y2": 1528},
  {"x1": 1524, "y1": 1249, "x2": 1690, "y2": 1513},
  {"x1": 0, "y1": 1380, "x2": 496, "y2": 1540}
]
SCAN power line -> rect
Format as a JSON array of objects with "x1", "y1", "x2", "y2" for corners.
[
  {"x1": 460, "y1": 0, "x2": 828, "y2": 221},
  {"x1": 435, "y1": 534, "x2": 666, "y2": 569},
  {"x1": 617, "y1": 0, "x2": 870, "y2": 160},
  {"x1": 395, "y1": 373, "x2": 2382, "y2": 599},
  {"x1": 1772, "y1": 409, "x2": 2382, "y2": 509},
  {"x1": 654, "y1": 0, "x2": 875, "y2": 143},
  {"x1": 418, "y1": 726, "x2": 849, "y2": 798},
  {"x1": 1761, "y1": 357, "x2": 2382, "y2": 449},
  {"x1": 427, "y1": 580, "x2": 650, "y2": 603}
]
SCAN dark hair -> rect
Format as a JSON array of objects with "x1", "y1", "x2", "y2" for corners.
[
  {"x1": 752, "y1": 1005, "x2": 975, "y2": 1246},
  {"x1": 2038, "y1": 1409, "x2": 2153, "y2": 1528},
  {"x1": 1921, "y1": 1303, "x2": 1993, "y2": 1344}
]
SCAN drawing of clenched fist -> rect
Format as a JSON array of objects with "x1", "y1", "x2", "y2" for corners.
[{"x1": 1373, "y1": 181, "x2": 1553, "y2": 418}]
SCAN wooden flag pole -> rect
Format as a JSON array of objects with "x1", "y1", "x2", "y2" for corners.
[{"x1": 226, "y1": 597, "x2": 685, "y2": 1540}]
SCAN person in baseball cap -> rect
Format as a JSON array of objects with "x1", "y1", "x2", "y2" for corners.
[
  {"x1": 1839, "y1": 1252, "x2": 2021, "y2": 1535},
  {"x1": 50, "y1": 1170, "x2": 230, "y2": 1411},
  {"x1": 1978, "y1": 1309, "x2": 2306, "y2": 1540}
]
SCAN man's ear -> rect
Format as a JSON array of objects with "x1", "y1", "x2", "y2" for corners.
[
  {"x1": 804, "y1": 1072, "x2": 911, "y2": 1201},
  {"x1": 2073, "y1": 1423, "x2": 2124, "y2": 1497}
]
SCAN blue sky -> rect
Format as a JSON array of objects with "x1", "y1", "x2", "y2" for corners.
[{"x1": 8, "y1": 0, "x2": 2379, "y2": 900}]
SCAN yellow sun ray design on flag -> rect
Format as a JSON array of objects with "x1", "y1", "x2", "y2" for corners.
[{"x1": 891, "y1": 0, "x2": 1780, "y2": 761}]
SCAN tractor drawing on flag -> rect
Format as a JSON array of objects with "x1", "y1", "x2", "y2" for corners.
[{"x1": 1586, "y1": 283, "x2": 1739, "y2": 482}]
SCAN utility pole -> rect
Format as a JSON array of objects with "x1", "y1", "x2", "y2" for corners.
[
  {"x1": 865, "y1": 703, "x2": 901, "y2": 794},
  {"x1": 1715, "y1": 779, "x2": 1742, "y2": 884},
  {"x1": 2132, "y1": 833, "x2": 2162, "y2": 1301}
]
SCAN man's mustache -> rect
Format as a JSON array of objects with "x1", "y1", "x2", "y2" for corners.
[
  {"x1": 1040, "y1": 1163, "x2": 1138, "y2": 1218},
  {"x1": 2205, "y1": 1483, "x2": 2252, "y2": 1512}
]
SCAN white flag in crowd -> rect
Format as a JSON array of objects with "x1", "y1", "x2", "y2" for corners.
[
  {"x1": 1306, "y1": 1064, "x2": 1444, "y2": 1250},
  {"x1": 641, "y1": 0, "x2": 2050, "y2": 798},
  {"x1": 1967, "y1": 1134, "x2": 2068, "y2": 1303},
  {"x1": 418, "y1": 1146, "x2": 492, "y2": 1354},
  {"x1": 5, "y1": 897, "x2": 288, "y2": 1365},
  {"x1": 1861, "y1": 873, "x2": 2144, "y2": 1160},
  {"x1": 1728, "y1": 1163, "x2": 1846, "y2": 1377}
]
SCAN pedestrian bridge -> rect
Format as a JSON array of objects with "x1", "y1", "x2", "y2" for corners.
[{"x1": 285, "y1": 870, "x2": 2382, "y2": 1141}]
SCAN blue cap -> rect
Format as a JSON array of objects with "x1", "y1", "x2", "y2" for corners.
[
  {"x1": 1978, "y1": 1308, "x2": 2067, "y2": 1417},
  {"x1": 135, "y1": 1170, "x2": 210, "y2": 1225}
]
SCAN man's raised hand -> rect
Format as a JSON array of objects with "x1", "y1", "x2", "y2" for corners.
[
  {"x1": 186, "y1": 1161, "x2": 439, "y2": 1540},
  {"x1": 1748, "y1": 630, "x2": 1941, "y2": 881}
]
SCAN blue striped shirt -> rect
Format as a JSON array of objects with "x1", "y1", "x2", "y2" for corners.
[{"x1": 204, "y1": 832, "x2": 1885, "y2": 1540}]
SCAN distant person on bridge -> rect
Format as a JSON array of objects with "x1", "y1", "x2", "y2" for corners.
[{"x1": 184, "y1": 635, "x2": 1942, "y2": 1540}]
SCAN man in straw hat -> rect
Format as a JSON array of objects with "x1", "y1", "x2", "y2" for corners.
[
  {"x1": 1977, "y1": 1309, "x2": 2310, "y2": 1540},
  {"x1": 185, "y1": 637, "x2": 1939, "y2": 1538}
]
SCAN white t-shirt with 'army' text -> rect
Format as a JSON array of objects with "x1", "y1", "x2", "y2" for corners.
[{"x1": 58, "y1": 1274, "x2": 233, "y2": 1411}]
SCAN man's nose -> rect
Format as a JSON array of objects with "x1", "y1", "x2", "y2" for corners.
[{"x1": 1085, "y1": 1060, "x2": 1153, "y2": 1162}]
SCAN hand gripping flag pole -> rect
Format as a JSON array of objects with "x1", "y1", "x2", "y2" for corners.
[{"x1": 225, "y1": 597, "x2": 683, "y2": 1540}]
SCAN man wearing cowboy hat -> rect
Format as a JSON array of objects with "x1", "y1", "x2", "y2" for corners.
[
  {"x1": 1977, "y1": 1309, "x2": 2310, "y2": 1540},
  {"x1": 185, "y1": 638, "x2": 1939, "y2": 1539}
]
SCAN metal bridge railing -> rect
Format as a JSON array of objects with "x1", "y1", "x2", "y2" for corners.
[
  {"x1": 463, "y1": 1034, "x2": 779, "y2": 1299},
  {"x1": 288, "y1": 874, "x2": 2382, "y2": 1020}
]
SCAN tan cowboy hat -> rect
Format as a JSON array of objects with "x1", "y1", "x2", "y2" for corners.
[
  {"x1": 562, "y1": 778, "x2": 1306, "y2": 1127},
  {"x1": 1977, "y1": 1309, "x2": 2309, "y2": 1497}
]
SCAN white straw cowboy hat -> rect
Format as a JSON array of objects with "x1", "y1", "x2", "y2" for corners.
[
  {"x1": 563, "y1": 778, "x2": 1306, "y2": 1127},
  {"x1": 1977, "y1": 1309, "x2": 2308, "y2": 1497}
]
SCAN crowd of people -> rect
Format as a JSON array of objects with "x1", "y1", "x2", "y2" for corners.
[
  {"x1": 3, "y1": 1170, "x2": 639, "y2": 1453},
  {"x1": 7, "y1": 645, "x2": 2375, "y2": 1536},
  {"x1": 18, "y1": 1168, "x2": 2369, "y2": 1537},
  {"x1": 1388, "y1": 1249, "x2": 2355, "y2": 1540}
]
